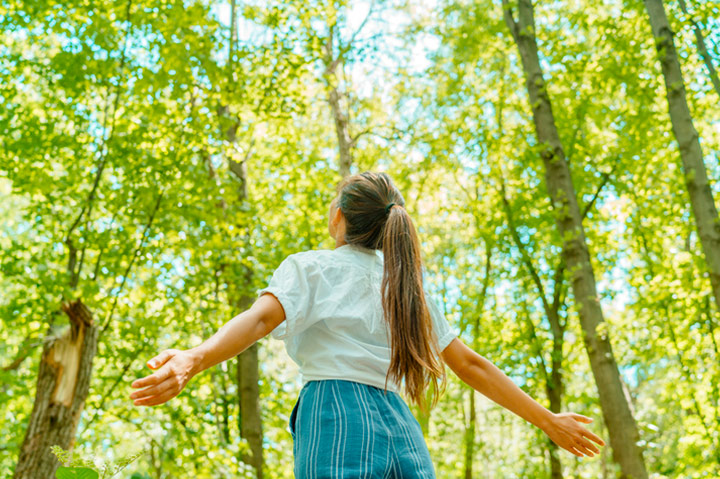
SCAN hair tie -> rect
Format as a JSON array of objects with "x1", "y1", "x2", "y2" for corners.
[{"x1": 384, "y1": 202, "x2": 396, "y2": 214}]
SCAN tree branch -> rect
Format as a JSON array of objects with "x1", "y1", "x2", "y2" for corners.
[
  {"x1": 100, "y1": 190, "x2": 164, "y2": 335},
  {"x1": 581, "y1": 156, "x2": 620, "y2": 220}
]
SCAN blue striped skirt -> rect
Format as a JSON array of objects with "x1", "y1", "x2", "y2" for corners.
[{"x1": 289, "y1": 379, "x2": 436, "y2": 479}]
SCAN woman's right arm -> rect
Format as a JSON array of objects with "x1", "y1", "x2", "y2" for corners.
[
  {"x1": 129, "y1": 293, "x2": 286, "y2": 407},
  {"x1": 441, "y1": 338, "x2": 605, "y2": 458}
]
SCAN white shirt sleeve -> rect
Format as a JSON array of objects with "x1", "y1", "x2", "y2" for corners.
[
  {"x1": 257, "y1": 254, "x2": 318, "y2": 340},
  {"x1": 425, "y1": 291, "x2": 458, "y2": 352}
]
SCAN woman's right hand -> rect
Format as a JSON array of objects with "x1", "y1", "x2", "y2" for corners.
[
  {"x1": 543, "y1": 412, "x2": 606, "y2": 458},
  {"x1": 129, "y1": 349, "x2": 200, "y2": 407}
]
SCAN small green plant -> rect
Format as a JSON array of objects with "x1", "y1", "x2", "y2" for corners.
[{"x1": 51, "y1": 445, "x2": 144, "y2": 479}]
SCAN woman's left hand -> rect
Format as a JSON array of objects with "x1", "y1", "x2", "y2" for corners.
[{"x1": 543, "y1": 412, "x2": 606, "y2": 458}]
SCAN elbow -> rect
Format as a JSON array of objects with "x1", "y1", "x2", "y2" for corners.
[
  {"x1": 457, "y1": 352, "x2": 491, "y2": 388},
  {"x1": 443, "y1": 339, "x2": 491, "y2": 388},
  {"x1": 255, "y1": 311, "x2": 277, "y2": 339},
  {"x1": 250, "y1": 293, "x2": 286, "y2": 339}
]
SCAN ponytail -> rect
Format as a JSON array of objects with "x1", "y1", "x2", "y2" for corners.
[
  {"x1": 381, "y1": 205, "x2": 445, "y2": 410},
  {"x1": 337, "y1": 172, "x2": 445, "y2": 409}
]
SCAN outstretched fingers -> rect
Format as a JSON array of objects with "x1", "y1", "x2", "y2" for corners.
[
  {"x1": 130, "y1": 376, "x2": 175, "y2": 404},
  {"x1": 582, "y1": 427, "x2": 606, "y2": 447},
  {"x1": 571, "y1": 413, "x2": 593, "y2": 424},
  {"x1": 568, "y1": 446, "x2": 585, "y2": 458},
  {"x1": 567, "y1": 441, "x2": 594, "y2": 458},
  {"x1": 576, "y1": 437, "x2": 600, "y2": 455},
  {"x1": 131, "y1": 364, "x2": 171, "y2": 389},
  {"x1": 134, "y1": 384, "x2": 178, "y2": 407},
  {"x1": 551, "y1": 412, "x2": 606, "y2": 458}
]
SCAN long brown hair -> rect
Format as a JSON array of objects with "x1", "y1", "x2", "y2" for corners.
[{"x1": 337, "y1": 172, "x2": 445, "y2": 409}]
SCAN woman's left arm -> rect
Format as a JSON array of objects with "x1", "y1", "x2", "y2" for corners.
[
  {"x1": 130, "y1": 293, "x2": 285, "y2": 406},
  {"x1": 441, "y1": 337, "x2": 606, "y2": 458}
]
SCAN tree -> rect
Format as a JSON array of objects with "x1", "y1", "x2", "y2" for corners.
[{"x1": 501, "y1": 1, "x2": 648, "y2": 477}]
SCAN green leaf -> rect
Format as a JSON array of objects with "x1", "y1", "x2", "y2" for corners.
[{"x1": 56, "y1": 467, "x2": 99, "y2": 479}]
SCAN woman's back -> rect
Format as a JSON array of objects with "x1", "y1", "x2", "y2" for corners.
[{"x1": 259, "y1": 243, "x2": 457, "y2": 393}]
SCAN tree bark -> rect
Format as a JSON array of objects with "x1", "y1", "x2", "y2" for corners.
[
  {"x1": 13, "y1": 192, "x2": 160, "y2": 478},
  {"x1": 323, "y1": 25, "x2": 353, "y2": 178},
  {"x1": 221, "y1": 3, "x2": 264, "y2": 476},
  {"x1": 463, "y1": 389, "x2": 476, "y2": 479},
  {"x1": 14, "y1": 300, "x2": 98, "y2": 479},
  {"x1": 547, "y1": 314, "x2": 564, "y2": 479},
  {"x1": 644, "y1": 0, "x2": 720, "y2": 320},
  {"x1": 501, "y1": 1, "x2": 648, "y2": 478},
  {"x1": 222, "y1": 132, "x2": 265, "y2": 479},
  {"x1": 463, "y1": 238, "x2": 492, "y2": 479},
  {"x1": 225, "y1": 138, "x2": 265, "y2": 479},
  {"x1": 14, "y1": 5, "x2": 138, "y2": 475},
  {"x1": 237, "y1": 343, "x2": 264, "y2": 478}
]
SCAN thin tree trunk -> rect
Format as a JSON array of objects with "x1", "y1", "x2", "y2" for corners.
[
  {"x1": 644, "y1": 0, "x2": 720, "y2": 319},
  {"x1": 677, "y1": 0, "x2": 720, "y2": 99},
  {"x1": 222, "y1": 3, "x2": 264, "y2": 475},
  {"x1": 14, "y1": 190, "x2": 161, "y2": 478},
  {"x1": 224, "y1": 133, "x2": 264, "y2": 479},
  {"x1": 462, "y1": 238, "x2": 492, "y2": 479},
  {"x1": 463, "y1": 389, "x2": 476, "y2": 479},
  {"x1": 500, "y1": 177, "x2": 568, "y2": 478},
  {"x1": 547, "y1": 316, "x2": 564, "y2": 479},
  {"x1": 324, "y1": 24, "x2": 352, "y2": 178},
  {"x1": 501, "y1": 2, "x2": 648, "y2": 477},
  {"x1": 237, "y1": 343, "x2": 264, "y2": 478},
  {"x1": 14, "y1": 301, "x2": 98, "y2": 479},
  {"x1": 223, "y1": 133, "x2": 265, "y2": 479},
  {"x1": 15, "y1": 186, "x2": 162, "y2": 479}
]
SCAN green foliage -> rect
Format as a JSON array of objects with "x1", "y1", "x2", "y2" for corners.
[
  {"x1": 51, "y1": 445, "x2": 143, "y2": 479},
  {"x1": 56, "y1": 468, "x2": 99, "y2": 479},
  {"x1": 2, "y1": 0, "x2": 720, "y2": 477}
]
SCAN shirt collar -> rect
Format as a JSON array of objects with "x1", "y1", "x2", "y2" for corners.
[{"x1": 336, "y1": 243, "x2": 383, "y2": 258}]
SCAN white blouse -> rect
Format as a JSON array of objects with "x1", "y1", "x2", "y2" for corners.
[{"x1": 258, "y1": 243, "x2": 458, "y2": 393}]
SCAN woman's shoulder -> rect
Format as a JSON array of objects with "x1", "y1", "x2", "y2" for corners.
[
  {"x1": 280, "y1": 248, "x2": 338, "y2": 274},
  {"x1": 284, "y1": 246, "x2": 376, "y2": 272},
  {"x1": 285, "y1": 248, "x2": 334, "y2": 264}
]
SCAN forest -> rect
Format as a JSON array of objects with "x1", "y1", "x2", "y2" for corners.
[{"x1": 1, "y1": 0, "x2": 720, "y2": 477}]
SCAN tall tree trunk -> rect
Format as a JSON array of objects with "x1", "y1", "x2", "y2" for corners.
[
  {"x1": 222, "y1": 3, "x2": 264, "y2": 476},
  {"x1": 501, "y1": 2, "x2": 648, "y2": 477},
  {"x1": 677, "y1": 0, "x2": 720, "y2": 99},
  {"x1": 14, "y1": 300, "x2": 98, "y2": 479},
  {"x1": 223, "y1": 128, "x2": 265, "y2": 479},
  {"x1": 644, "y1": 0, "x2": 720, "y2": 318},
  {"x1": 14, "y1": 186, "x2": 161, "y2": 478},
  {"x1": 323, "y1": 24, "x2": 353, "y2": 178}
]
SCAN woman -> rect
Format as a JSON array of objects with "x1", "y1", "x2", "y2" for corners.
[{"x1": 130, "y1": 172, "x2": 605, "y2": 477}]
